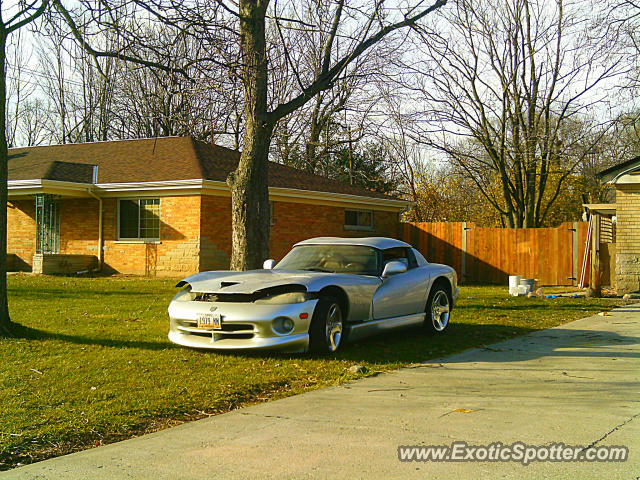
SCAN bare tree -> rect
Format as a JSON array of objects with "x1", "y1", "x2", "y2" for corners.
[
  {"x1": 5, "y1": 29, "x2": 38, "y2": 147},
  {"x1": 37, "y1": 22, "x2": 74, "y2": 143},
  {"x1": 380, "y1": 100, "x2": 427, "y2": 221},
  {"x1": 53, "y1": 0, "x2": 446, "y2": 269},
  {"x1": 609, "y1": 0, "x2": 640, "y2": 92},
  {"x1": 73, "y1": 34, "x2": 117, "y2": 142},
  {"x1": 229, "y1": 0, "x2": 449, "y2": 268},
  {"x1": 15, "y1": 99, "x2": 49, "y2": 146},
  {"x1": 408, "y1": 0, "x2": 623, "y2": 227},
  {"x1": 0, "y1": 0, "x2": 50, "y2": 334}
]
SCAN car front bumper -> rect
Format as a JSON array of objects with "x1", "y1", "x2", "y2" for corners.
[{"x1": 168, "y1": 299, "x2": 319, "y2": 352}]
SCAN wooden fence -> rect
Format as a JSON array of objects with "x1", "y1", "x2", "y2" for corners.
[{"x1": 402, "y1": 221, "x2": 590, "y2": 286}]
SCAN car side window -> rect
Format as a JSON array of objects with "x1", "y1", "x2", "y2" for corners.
[
  {"x1": 381, "y1": 247, "x2": 415, "y2": 270},
  {"x1": 406, "y1": 248, "x2": 419, "y2": 269}
]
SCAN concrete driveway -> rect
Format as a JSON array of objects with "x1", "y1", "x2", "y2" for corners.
[{"x1": 4, "y1": 305, "x2": 639, "y2": 480}]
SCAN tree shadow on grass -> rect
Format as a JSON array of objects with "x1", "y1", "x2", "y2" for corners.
[
  {"x1": 8, "y1": 288, "x2": 163, "y2": 299},
  {"x1": 10, "y1": 323, "x2": 173, "y2": 351},
  {"x1": 211, "y1": 323, "x2": 541, "y2": 364},
  {"x1": 337, "y1": 322, "x2": 640, "y2": 364},
  {"x1": 8, "y1": 315, "x2": 639, "y2": 365},
  {"x1": 334, "y1": 323, "x2": 538, "y2": 364}
]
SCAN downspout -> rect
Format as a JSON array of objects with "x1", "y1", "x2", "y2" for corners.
[{"x1": 87, "y1": 166, "x2": 103, "y2": 272}]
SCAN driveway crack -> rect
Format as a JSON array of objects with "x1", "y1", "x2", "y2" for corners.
[{"x1": 582, "y1": 412, "x2": 640, "y2": 451}]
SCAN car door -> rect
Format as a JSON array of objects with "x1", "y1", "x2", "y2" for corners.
[{"x1": 371, "y1": 248, "x2": 430, "y2": 320}]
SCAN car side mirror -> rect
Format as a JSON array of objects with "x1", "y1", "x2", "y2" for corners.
[
  {"x1": 382, "y1": 260, "x2": 407, "y2": 278},
  {"x1": 263, "y1": 259, "x2": 276, "y2": 270}
]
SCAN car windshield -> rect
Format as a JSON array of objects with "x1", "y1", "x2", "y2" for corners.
[{"x1": 275, "y1": 245, "x2": 380, "y2": 276}]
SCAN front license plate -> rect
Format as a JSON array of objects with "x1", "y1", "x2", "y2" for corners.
[{"x1": 197, "y1": 313, "x2": 221, "y2": 329}]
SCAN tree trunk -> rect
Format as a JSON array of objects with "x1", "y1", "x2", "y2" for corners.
[
  {"x1": 228, "y1": 0, "x2": 272, "y2": 271},
  {"x1": 304, "y1": 97, "x2": 323, "y2": 172},
  {"x1": 0, "y1": 30, "x2": 12, "y2": 335}
]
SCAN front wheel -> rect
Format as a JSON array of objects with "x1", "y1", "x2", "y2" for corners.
[
  {"x1": 424, "y1": 284, "x2": 451, "y2": 334},
  {"x1": 309, "y1": 296, "x2": 344, "y2": 354}
]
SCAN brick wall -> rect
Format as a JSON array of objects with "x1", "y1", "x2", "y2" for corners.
[
  {"x1": 102, "y1": 196, "x2": 202, "y2": 276},
  {"x1": 7, "y1": 193, "x2": 401, "y2": 276},
  {"x1": 616, "y1": 184, "x2": 640, "y2": 294},
  {"x1": 7, "y1": 200, "x2": 36, "y2": 270},
  {"x1": 269, "y1": 200, "x2": 399, "y2": 262},
  {"x1": 199, "y1": 196, "x2": 400, "y2": 268},
  {"x1": 60, "y1": 198, "x2": 100, "y2": 255},
  {"x1": 199, "y1": 195, "x2": 232, "y2": 271}
]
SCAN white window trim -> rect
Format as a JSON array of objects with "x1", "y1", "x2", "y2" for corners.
[
  {"x1": 117, "y1": 198, "x2": 161, "y2": 241},
  {"x1": 344, "y1": 209, "x2": 374, "y2": 231}
]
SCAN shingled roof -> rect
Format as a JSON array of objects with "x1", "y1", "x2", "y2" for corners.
[
  {"x1": 597, "y1": 156, "x2": 640, "y2": 184},
  {"x1": 8, "y1": 136, "x2": 396, "y2": 200}
]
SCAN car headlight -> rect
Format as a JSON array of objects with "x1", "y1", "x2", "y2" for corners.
[
  {"x1": 255, "y1": 292, "x2": 310, "y2": 305},
  {"x1": 172, "y1": 287, "x2": 196, "y2": 302}
]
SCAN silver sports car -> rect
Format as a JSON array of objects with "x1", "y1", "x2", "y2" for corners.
[{"x1": 168, "y1": 237, "x2": 458, "y2": 353}]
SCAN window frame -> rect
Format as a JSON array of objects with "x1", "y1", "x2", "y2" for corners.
[
  {"x1": 381, "y1": 247, "x2": 417, "y2": 271},
  {"x1": 344, "y1": 209, "x2": 374, "y2": 231},
  {"x1": 117, "y1": 198, "x2": 161, "y2": 241}
]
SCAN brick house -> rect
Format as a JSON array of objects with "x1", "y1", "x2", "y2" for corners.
[
  {"x1": 8, "y1": 137, "x2": 408, "y2": 276},
  {"x1": 597, "y1": 157, "x2": 640, "y2": 294}
]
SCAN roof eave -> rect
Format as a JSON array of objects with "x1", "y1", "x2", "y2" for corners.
[
  {"x1": 597, "y1": 157, "x2": 640, "y2": 184},
  {"x1": 9, "y1": 178, "x2": 410, "y2": 210},
  {"x1": 8, "y1": 179, "x2": 94, "y2": 199},
  {"x1": 583, "y1": 203, "x2": 617, "y2": 216}
]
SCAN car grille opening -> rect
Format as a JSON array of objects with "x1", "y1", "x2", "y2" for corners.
[
  {"x1": 189, "y1": 330, "x2": 214, "y2": 338},
  {"x1": 229, "y1": 333, "x2": 253, "y2": 340},
  {"x1": 183, "y1": 330, "x2": 255, "y2": 340},
  {"x1": 222, "y1": 323, "x2": 254, "y2": 332},
  {"x1": 194, "y1": 293, "x2": 256, "y2": 302}
]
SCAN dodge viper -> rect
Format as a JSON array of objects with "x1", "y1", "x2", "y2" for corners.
[{"x1": 168, "y1": 237, "x2": 458, "y2": 353}]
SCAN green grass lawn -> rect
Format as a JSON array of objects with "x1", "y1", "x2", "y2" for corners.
[{"x1": 0, "y1": 275, "x2": 632, "y2": 470}]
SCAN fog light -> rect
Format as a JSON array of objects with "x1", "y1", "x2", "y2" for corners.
[{"x1": 272, "y1": 317, "x2": 295, "y2": 335}]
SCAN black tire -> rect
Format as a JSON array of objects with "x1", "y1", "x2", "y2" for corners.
[
  {"x1": 424, "y1": 283, "x2": 451, "y2": 335},
  {"x1": 308, "y1": 296, "x2": 345, "y2": 354}
]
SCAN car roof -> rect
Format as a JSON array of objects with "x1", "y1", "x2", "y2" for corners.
[{"x1": 294, "y1": 237, "x2": 412, "y2": 250}]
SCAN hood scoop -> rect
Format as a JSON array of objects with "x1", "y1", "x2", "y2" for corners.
[{"x1": 219, "y1": 281, "x2": 240, "y2": 288}]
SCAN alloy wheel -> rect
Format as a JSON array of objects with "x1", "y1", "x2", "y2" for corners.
[{"x1": 431, "y1": 290, "x2": 450, "y2": 332}]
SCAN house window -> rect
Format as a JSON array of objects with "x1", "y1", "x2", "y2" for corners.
[
  {"x1": 118, "y1": 198, "x2": 160, "y2": 240},
  {"x1": 345, "y1": 209, "x2": 373, "y2": 230}
]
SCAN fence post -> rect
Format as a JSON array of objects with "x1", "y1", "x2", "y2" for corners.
[
  {"x1": 572, "y1": 221, "x2": 579, "y2": 286},
  {"x1": 461, "y1": 222, "x2": 467, "y2": 282}
]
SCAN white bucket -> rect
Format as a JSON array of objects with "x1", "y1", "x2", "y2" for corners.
[{"x1": 509, "y1": 275, "x2": 522, "y2": 296}]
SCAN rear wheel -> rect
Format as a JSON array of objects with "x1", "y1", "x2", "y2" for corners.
[
  {"x1": 424, "y1": 284, "x2": 451, "y2": 334},
  {"x1": 309, "y1": 296, "x2": 344, "y2": 354}
]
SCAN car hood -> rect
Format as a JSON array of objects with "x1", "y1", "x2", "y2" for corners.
[{"x1": 178, "y1": 269, "x2": 356, "y2": 294}]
